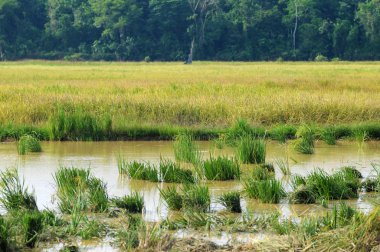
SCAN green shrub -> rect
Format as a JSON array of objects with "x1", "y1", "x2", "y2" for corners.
[{"x1": 315, "y1": 54, "x2": 328, "y2": 62}]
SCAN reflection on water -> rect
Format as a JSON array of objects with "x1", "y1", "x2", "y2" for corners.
[{"x1": 0, "y1": 141, "x2": 379, "y2": 221}]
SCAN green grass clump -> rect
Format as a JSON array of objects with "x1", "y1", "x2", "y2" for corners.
[
  {"x1": 218, "y1": 191, "x2": 242, "y2": 213},
  {"x1": 182, "y1": 184, "x2": 210, "y2": 212},
  {"x1": 294, "y1": 125, "x2": 315, "y2": 154},
  {"x1": 319, "y1": 126, "x2": 337, "y2": 145},
  {"x1": 340, "y1": 166, "x2": 363, "y2": 179},
  {"x1": 251, "y1": 165, "x2": 275, "y2": 181},
  {"x1": 289, "y1": 185, "x2": 316, "y2": 204},
  {"x1": 159, "y1": 159, "x2": 194, "y2": 183},
  {"x1": 361, "y1": 177, "x2": 379, "y2": 192},
  {"x1": 237, "y1": 136, "x2": 266, "y2": 164},
  {"x1": 118, "y1": 156, "x2": 158, "y2": 182},
  {"x1": 0, "y1": 169, "x2": 38, "y2": 211},
  {"x1": 21, "y1": 210, "x2": 44, "y2": 248},
  {"x1": 17, "y1": 135, "x2": 42, "y2": 155},
  {"x1": 202, "y1": 156, "x2": 240, "y2": 181},
  {"x1": 275, "y1": 158, "x2": 291, "y2": 176},
  {"x1": 244, "y1": 179, "x2": 286, "y2": 204},
  {"x1": 159, "y1": 186, "x2": 183, "y2": 211},
  {"x1": 54, "y1": 167, "x2": 108, "y2": 213},
  {"x1": 49, "y1": 109, "x2": 112, "y2": 141},
  {"x1": 112, "y1": 192, "x2": 144, "y2": 213},
  {"x1": 173, "y1": 133, "x2": 201, "y2": 164},
  {"x1": 304, "y1": 169, "x2": 359, "y2": 201},
  {"x1": 268, "y1": 125, "x2": 297, "y2": 143}
]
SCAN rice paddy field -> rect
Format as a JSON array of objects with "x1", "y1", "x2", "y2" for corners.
[{"x1": 0, "y1": 61, "x2": 380, "y2": 251}]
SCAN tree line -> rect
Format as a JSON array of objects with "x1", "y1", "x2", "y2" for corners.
[{"x1": 0, "y1": 0, "x2": 380, "y2": 61}]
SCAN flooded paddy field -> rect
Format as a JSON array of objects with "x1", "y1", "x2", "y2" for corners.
[{"x1": 0, "y1": 140, "x2": 379, "y2": 251}]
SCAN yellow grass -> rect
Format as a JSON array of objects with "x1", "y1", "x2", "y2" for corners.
[{"x1": 0, "y1": 61, "x2": 379, "y2": 128}]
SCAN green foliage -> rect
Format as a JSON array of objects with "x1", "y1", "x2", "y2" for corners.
[
  {"x1": 118, "y1": 156, "x2": 158, "y2": 182},
  {"x1": 159, "y1": 159, "x2": 195, "y2": 183},
  {"x1": 319, "y1": 127, "x2": 338, "y2": 145},
  {"x1": 294, "y1": 125, "x2": 315, "y2": 154},
  {"x1": 315, "y1": 54, "x2": 329, "y2": 62},
  {"x1": 244, "y1": 179, "x2": 286, "y2": 204},
  {"x1": 202, "y1": 156, "x2": 240, "y2": 181},
  {"x1": 17, "y1": 135, "x2": 42, "y2": 155},
  {"x1": 237, "y1": 136, "x2": 266, "y2": 164},
  {"x1": 251, "y1": 165, "x2": 275, "y2": 181},
  {"x1": 275, "y1": 158, "x2": 291, "y2": 176},
  {"x1": 21, "y1": 210, "x2": 44, "y2": 248},
  {"x1": 53, "y1": 167, "x2": 108, "y2": 213},
  {"x1": 218, "y1": 191, "x2": 242, "y2": 213},
  {"x1": 159, "y1": 186, "x2": 183, "y2": 211},
  {"x1": 182, "y1": 184, "x2": 210, "y2": 212},
  {"x1": 111, "y1": 193, "x2": 144, "y2": 213},
  {"x1": 173, "y1": 133, "x2": 200, "y2": 164},
  {"x1": 0, "y1": 169, "x2": 38, "y2": 211}
]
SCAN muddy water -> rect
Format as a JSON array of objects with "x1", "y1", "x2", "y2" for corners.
[{"x1": 0, "y1": 141, "x2": 379, "y2": 222}]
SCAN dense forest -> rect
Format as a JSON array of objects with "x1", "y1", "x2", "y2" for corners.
[{"x1": 0, "y1": 0, "x2": 380, "y2": 61}]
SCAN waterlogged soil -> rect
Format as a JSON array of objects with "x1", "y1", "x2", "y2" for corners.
[{"x1": 0, "y1": 141, "x2": 379, "y2": 251}]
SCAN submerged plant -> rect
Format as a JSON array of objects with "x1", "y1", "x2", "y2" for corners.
[
  {"x1": 237, "y1": 136, "x2": 266, "y2": 164},
  {"x1": 17, "y1": 135, "x2": 42, "y2": 155},
  {"x1": 294, "y1": 125, "x2": 315, "y2": 154},
  {"x1": 173, "y1": 133, "x2": 201, "y2": 164},
  {"x1": 0, "y1": 168, "x2": 37, "y2": 211},
  {"x1": 112, "y1": 192, "x2": 144, "y2": 213},
  {"x1": 218, "y1": 191, "x2": 242, "y2": 213},
  {"x1": 202, "y1": 156, "x2": 240, "y2": 181}
]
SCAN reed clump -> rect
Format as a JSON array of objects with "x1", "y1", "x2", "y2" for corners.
[
  {"x1": 237, "y1": 135, "x2": 266, "y2": 164},
  {"x1": 17, "y1": 135, "x2": 42, "y2": 155},
  {"x1": 294, "y1": 125, "x2": 315, "y2": 154},
  {"x1": 159, "y1": 186, "x2": 183, "y2": 211},
  {"x1": 218, "y1": 191, "x2": 242, "y2": 213},
  {"x1": 111, "y1": 192, "x2": 144, "y2": 213},
  {"x1": 202, "y1": 156, "x2": 240, "y2": 181},
  {"x1": 54, "y1": 167, "x2": 108, "y2": 213},
  {"x1": 173, "y1": 133, "x2": 201, "y2": 164}
]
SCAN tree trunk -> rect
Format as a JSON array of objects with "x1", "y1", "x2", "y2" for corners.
[
  {"x1": 292, "y1": 3, "x2": 298, "y2": 57},
  {"x1": 186, "y1": 38, "x2": 195, "y2": 64}
]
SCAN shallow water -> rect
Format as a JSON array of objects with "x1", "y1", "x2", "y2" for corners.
[{"x1": 0, "y1": 140, "x2": 379, "y2": 222}]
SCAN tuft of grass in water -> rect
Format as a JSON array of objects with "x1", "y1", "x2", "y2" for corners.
[
  {"x1": 159, "y1": 159, "x2": 194, "y2": 183},
  {"x1": 294, "y1": 125, "x2": 315, "y2": 154},
  {"x1": 118, "y1": 156, "x2": 159, "y2": 182},
  {"x1": 251, "y1": 165, "x2": 275, "y2": 181},
  {"x1": 0, "y1": 168, "x2": 38, "y2": 211},
  {"x1": 218, "y1": 191, "x2": 242, "y2": 213},
  {"x1": 21, "y1": 210, "x2": 44, "y2": 248},
  {"x1": 202, "y1": 156, "x2": 240, "y2": 181},
  {"x1": 173, "y1": 133, "x2": 201, "y2": 164},
  {"x1": 268, "y1": 125, "x2": 297, "y2": 143},
  {"x1": 17, "y1": 135, "x2": 42, "y2": 155},
  {"x1": 340, "y1": 166, "x2": 363, "y2": 179},
  {"x1": 361, "y1": 177, "x2": 379, "y2": 192},
  {"x1": 0, "y1": 216, "x2": 12, "y2": 251},
  {"x1": 78, "y1": 219, "x2": 105, "y2": 240},
  {"x1": 352, "y1": 128, "x2": 368, "y2": 145},
  {"x1": 244, "y1": 179, "x2": 286, "y2": 204},
  {"x1": 304, "y1": 169, "x2": 359, "y2": 201},
  {"x1": 182, "y1": 184, "x2": 210, "y2": 212},
  {"x1": 159, "y1": 186, "x2": 183, "y2": 211},
  {"x1": 237, "y1": 135, "x2": 266, "y2": 164},
  {"x1": 319, "y1": 126, "x2": 337, "y2": 145},
  {"x1": 322, "y1": 203, "x2": 358, "y2": 229},
  {"x1": 54, "y1": 167, "x2": 108, "y2": 213},
  {"x1": 275, "y1": 158, "x2": 291, "y2": 176},
  {"x1": 111, "y1": 192, "x2": 144, "y2": 213},
  {"x1": 289, "y1": 185, "x2": 316, "y2": 204}
]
